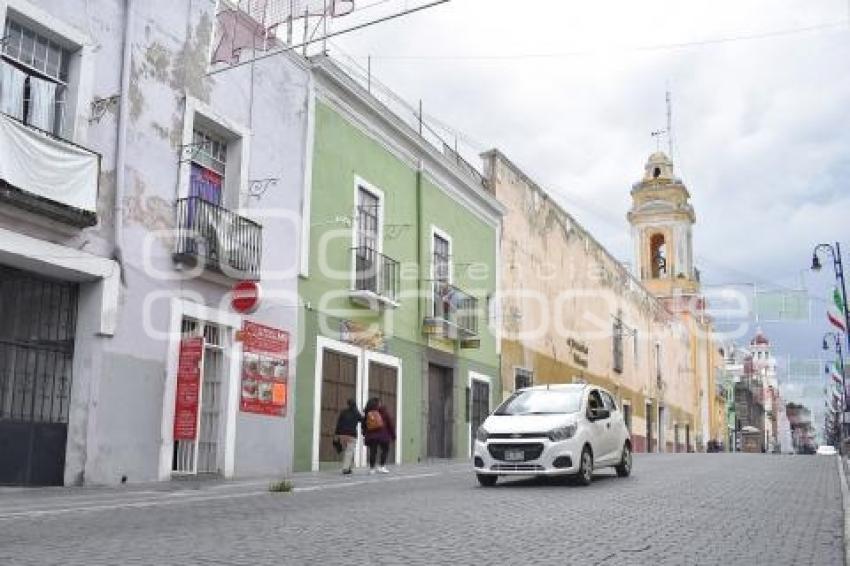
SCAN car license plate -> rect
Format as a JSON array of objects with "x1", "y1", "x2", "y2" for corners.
[{"x1": 504, "y1": 449, "x2": 524, "y2": 462}]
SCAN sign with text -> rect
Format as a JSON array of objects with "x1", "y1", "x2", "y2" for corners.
[
  {"x1": 174, "y1": 337, "x2": 203, "y2": 440},
  {"x1": 240, "y1": 321, "x2": 289, "y2": 417}
]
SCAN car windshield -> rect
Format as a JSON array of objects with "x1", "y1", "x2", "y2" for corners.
[{"x1": 494, "y1": 389, "x2": 583, "y2": 416}]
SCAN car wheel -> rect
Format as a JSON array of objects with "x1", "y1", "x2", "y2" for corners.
[
  {"x1": 574, "y1": 447, "x2": 593, "y2": 486},
  {"x1": 615, "y1": 443, "x2": 632, "y2": 478},
  {"x1": 477, "y1": 473, "x2": 498, "y2": 487}
]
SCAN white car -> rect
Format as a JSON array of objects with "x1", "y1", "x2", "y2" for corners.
[
  {"x1": 473, "y1": 384, "x2": 632, "y2": 487},
  {"x1": 816, "y1": 445, "x2": 838, "y2": 456}
]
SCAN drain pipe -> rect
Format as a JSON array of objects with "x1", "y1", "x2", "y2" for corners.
[{"x1": 113, "y1": 0, "x2": 133, "y2": 281}]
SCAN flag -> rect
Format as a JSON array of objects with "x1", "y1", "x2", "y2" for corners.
[
  {"x1": 828, "y1": 287, "x2": 847, "y2": 332},
  {"x1": 828, "y1": 362, "x2": 843, "y2": 385}
]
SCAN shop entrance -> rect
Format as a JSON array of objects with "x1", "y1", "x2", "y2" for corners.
[
  {"x1": 0, "y1": 266, "x2": 78, "y2": 486},
  {"x1": 172, "y1": 318, "x2": 226, "y2": 475}
]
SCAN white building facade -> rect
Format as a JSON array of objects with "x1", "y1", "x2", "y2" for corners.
[{"x1": 0, "y1": 0, "x2": 309, "y2": 485}]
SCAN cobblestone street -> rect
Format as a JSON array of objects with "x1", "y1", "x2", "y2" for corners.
[{"x1": 0, "y1": 454, "x2": 843, "y2": 565}]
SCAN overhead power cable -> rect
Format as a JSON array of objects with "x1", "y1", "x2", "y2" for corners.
[{"x1": 351, "y1": 20, "x2": 849, "y2": 61}]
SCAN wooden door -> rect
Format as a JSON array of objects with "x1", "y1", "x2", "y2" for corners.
[
  {"x1": 428, "y1": 364, "x2": 454, "y2": 459},
  {"x1": 319, "y1": 350, "x2": 358, "y2": 464},
  {"x1": 368, "y1": 361, "x2": 398, "y2": 463}
]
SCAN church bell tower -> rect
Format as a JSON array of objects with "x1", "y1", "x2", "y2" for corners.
[{"x1": 627, "y1": 151, "x2": 699, "y2": 298}]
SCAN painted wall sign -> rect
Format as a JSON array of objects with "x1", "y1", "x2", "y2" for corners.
[
  {"x1": 174, "y1": 337, "x2": 203, "y2": 440},
  {"x1": 240, "y1": 321, "x2": 289, "y2": 417},
  {"x1": 567, "y1": 337, "x2": 589, "y2": 368},
  {"x1": 231, "y1": 280, "x2": 262, "y2": 314}
]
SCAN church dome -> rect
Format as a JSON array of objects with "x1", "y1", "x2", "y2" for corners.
[{"x1": 750, "y1": 328, "x2": 770, "y2": 346}]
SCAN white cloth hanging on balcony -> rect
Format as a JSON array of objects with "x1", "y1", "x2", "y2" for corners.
[
  {"x1": 26, "y1": 75, "x2": 57, "y2": 132},
  {"x1": 0, "y1": 60, "x2": 26, "y2": 120},
  {"x1": 0, "y1": 113, "x2": 99, "y2": 213}
]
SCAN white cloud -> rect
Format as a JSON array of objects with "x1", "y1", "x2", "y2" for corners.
[{"x1": 332, "y1": 0, "x2": 850, "y2": 411}]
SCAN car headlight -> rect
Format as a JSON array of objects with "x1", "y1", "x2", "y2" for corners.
[
  {"x1": 475, "y1": 426, "x2": 489, "y2": 443},
  {"x1": 548, "y1": 424, "x2": 577, "y2": 442}
]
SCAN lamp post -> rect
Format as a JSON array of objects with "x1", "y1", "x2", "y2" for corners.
[
  {"x1": 824, "y1": 331, "x2": 847, "y2": 452},
  {"x1": 812, "y1": 243, "x2": 849, "y2": 453},
  {"x1": 812, "y1": 243, "x2": 850, "y2": 352}
]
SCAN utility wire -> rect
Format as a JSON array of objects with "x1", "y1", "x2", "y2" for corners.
[{"x1": 351, "y1": 20, "x2": 849, "y2": 61}]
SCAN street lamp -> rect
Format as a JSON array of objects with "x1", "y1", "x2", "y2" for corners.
[
  {"x1": 824, "y1": 331, "x2": 847, "y2": 452},
  {"x1": 811, "y1": 243, "x2": 850, "y2": 353}
]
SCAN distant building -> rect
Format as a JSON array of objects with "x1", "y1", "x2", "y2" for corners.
[{"x1": 750, "y1": 329, "x2": 780, "y2": 452}]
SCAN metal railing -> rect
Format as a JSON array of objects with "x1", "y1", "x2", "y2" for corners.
[
  {"x1": 431, "y1": 281, "x2": 479, "y2": 337},
  {"x1": 353, "y1": 246, "x2": 400, "y2": 303},
  {"x1": 174, "y1": 197, "x2": 262, "y2": 279}
]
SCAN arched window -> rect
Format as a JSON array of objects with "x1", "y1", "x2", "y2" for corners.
[{"x1": 650, "y1": 233, "x2": 667, "y2": 278}]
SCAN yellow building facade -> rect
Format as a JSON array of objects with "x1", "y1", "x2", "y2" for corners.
[{"x1": 484, "y1": 149, "x2": 716, "y2": 452}]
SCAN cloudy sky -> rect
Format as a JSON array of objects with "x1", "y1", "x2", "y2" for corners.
[{"x1": 327, "y1": 0, "x2": 850, "y2": 418}]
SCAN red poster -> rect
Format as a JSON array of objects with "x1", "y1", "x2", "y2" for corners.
[
  {"x1": 174, "y1": 337, "x2": 203, "y2": 440},
  {"x1": 240, "y1": 321, "x2": 289, "y2": 417}
]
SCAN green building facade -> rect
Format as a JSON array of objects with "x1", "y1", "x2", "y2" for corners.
[{"x1": 294, "y1": 58, "x2": 504, "y2": 472}]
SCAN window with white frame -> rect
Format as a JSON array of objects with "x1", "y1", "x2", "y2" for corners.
[
  {"x1": 432, "y1": 231, "x2": 452, "y2": 318},
  {"x1": 1, "y1": 17, "x2": 71, "y2": 136},
  {"x1": 190, "y1": 127, "x2": 228, "y2": 206},
  {"x1": 354, "y1": 185, "x2": 381, "y2": 293}
]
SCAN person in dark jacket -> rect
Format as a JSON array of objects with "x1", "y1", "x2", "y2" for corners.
[
  {"x1": 335, "y1": 399, "x2": 362, "y2": 475},
  {"x1": 363, "y1": 397, "x2": 395, "y2": 474}
]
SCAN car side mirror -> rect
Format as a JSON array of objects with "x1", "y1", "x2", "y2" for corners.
[{"x1": 590, "y1": 407, "x2": 610, "y2": 421}]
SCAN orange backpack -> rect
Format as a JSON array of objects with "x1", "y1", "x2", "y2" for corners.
[{"x1": 365, "y1": 409, "x2": 384, "y2": 432}]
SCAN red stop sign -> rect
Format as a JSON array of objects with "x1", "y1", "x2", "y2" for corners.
[{"x1": 231, "y1": 280, "x2": 261, "y2": 314}]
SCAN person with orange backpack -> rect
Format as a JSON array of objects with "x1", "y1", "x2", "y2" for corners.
[{"x1": 363, "y1": 397, "x2": 395, "y2": 474}]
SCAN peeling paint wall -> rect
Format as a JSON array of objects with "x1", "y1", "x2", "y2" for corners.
[{"x1": 1, "y1": 0, "x2": 308, "y2": 484}]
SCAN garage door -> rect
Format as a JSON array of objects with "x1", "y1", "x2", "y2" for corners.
[{"x1": 0, "y1": 266, "x2": 78, "y2": 486}]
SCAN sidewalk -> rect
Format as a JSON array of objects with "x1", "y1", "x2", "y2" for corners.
[
  {"x1": 0, "y1": 460, "x2": 471, "y2": 519},
  {"x1": 840, "y1": 456, "x2": 850, "y2": 566}
]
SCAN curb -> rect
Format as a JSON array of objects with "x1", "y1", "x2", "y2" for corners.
[{"x1": 838, "y1": 456, "x2": 850, "y2": 566}]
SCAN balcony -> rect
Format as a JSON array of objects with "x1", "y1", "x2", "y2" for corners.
[
  {"x1": 173, "y1": 197, "x2": 262, "y2": 279},
  {"x1": 0, "y1": 112, "x2": 99, "y2": 227},
  {"x1": 424, "y1": 281, "x2": 479, "y2": 347},
  {"x1": 350, "y1": 246, "x2": 400, "y2": 309}
]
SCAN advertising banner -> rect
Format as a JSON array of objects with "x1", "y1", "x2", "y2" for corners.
[
  {"x1": 240, "y1": 321, "x2": 289, "y2": 417},
  {"x1": 174, "y1": 337, "x2": 203, "y2": 440}
]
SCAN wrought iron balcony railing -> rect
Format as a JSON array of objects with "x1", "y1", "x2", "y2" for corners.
[
  {"x1": 174, "y1": 197, "x2": 262, "y2": 279},
  {"x1": 352, "y1": 246, "x2": 400, "y2": 304},
  {"x1": 427, "y1": 281, "x2": 479, "y2": 338}
]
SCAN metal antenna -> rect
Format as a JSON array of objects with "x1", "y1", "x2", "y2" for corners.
[{"x1": 666, "y1": 89, "x2": 673, "y2": 158}]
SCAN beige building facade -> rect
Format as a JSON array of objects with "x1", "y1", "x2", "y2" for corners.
[{"x1": 483, "y1": 149, "x2": 716, "y2": 453}]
